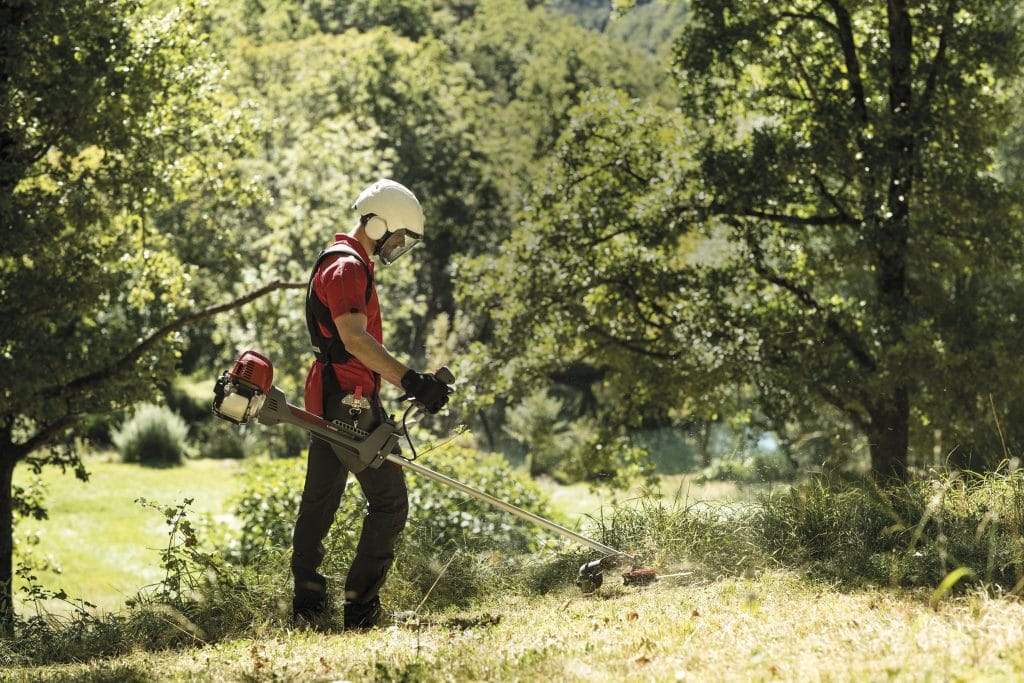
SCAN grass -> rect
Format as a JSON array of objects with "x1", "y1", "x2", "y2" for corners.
[
  {"x1": 13, "y1": 454, "x2": 244, "y2": 615},
  {"x1": 7, "y1": 570, "x2": 1024, "y2": 681},
  {"x1": 12, "y1": 450, "x2": 1024, "y2": 680},
  {"x1": 538, "y1": 473, "x2": 783, "y2": 522}
]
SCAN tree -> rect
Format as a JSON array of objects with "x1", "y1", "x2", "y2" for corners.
[
  {"x1": 0, "y1": 0, "x2": 265, "y2": 634},
  {"x1": 460, "y1": 1, "x2": 1024, "y2": 481}
]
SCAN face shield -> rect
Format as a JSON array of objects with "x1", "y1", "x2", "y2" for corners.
[{"x1": 377, "y1": 229, "x2": 422, "y2": 265}]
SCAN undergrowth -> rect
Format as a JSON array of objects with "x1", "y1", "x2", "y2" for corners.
[{"x1": 4, "y1": 466, "x2": 1024, "y2": 668}]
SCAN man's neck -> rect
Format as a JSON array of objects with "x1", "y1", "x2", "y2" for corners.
[{"x1": 350, "y1": 226, "x2": 376, "y2": 259}]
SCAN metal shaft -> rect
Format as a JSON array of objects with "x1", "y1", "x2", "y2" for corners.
[{"x1": 385, "y1": 452, "x2": 633, "y2": 561}]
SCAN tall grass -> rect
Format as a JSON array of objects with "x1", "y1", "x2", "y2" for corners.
[
  {"x1": 758, "y1": 469, "x2": 1024, "y2": 589},
  {"x1": 575, "y1": 468, "x2": 1024, "y2": 594}
]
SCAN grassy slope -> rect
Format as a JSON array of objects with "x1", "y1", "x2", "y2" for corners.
[
  {"x1": 9, "y1": 571, "x2": 1024, "y2": 681},
  {"x1": 12, "y1": 458, "x2": 1024, "y2": 680},
  {"x1": 13, "y1": 455, "x2": 243, "y2": 615}
]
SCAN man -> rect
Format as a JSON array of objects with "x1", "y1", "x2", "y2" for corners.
[{"x1": 292, "y1": 178, "x2": 451, "y2": 629}]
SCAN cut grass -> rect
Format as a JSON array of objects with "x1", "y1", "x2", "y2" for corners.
[
  {"x1": 7, "y1": 570, "x2": 1024, "y2": 682},
  {"x1": 13, "y1": 454, "x2": 243, "y2": 615}
]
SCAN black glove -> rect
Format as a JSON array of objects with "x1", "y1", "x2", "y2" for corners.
[{"x1": 401, "y1": 370, "x2": 451, "y2": 414}]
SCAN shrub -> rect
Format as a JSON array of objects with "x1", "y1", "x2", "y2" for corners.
[
  {"x1": 193, "y1": 420, "x2": 252, "y2": 460},
  {"x1": 503, "y1": 389, "x2": 570, "y2": 478},
  {"x1": 699, "y1": 450, "x2": 795, "y2": 484},
  {"x1": 405, "y1": 445, "x2": 551, "y2": 552},
  {"x1": 111, "y1": 403, "x2": 189, "y2": 466},
  {"x1": 224, "y1": 444, "x2": 552, "y2": 565}
]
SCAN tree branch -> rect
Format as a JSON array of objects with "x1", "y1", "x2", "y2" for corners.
[
  {"x1": 743, "y1": 235, "x2": 878, "y2": 372},
  {"x1": 14, "y1": 415, "x2": 75, "y2": 464},
  {"x1": 46, "y1": 280, "x2": 306, "y2": 401},
  {"x1": 921, "y1": 0, "x2": 957, "y2": 115},
  {"x1": 824, "y1": 0, "x2": 870, "y2": 127},
  {"x1": 719, "y1": 208, "x2": 859, "y2": 227},
  {"x1": 816, "y1": 383, "x2": 871, "y2": 433},
  {"x1": 779, "y1": 10, "x2": 841, "y2": 37},
  {"x1": 811, "y1": 174, "x2": 860, "y2": 224},
  {"x1": 588, "y1": 324, "x2": 681, "y2": 361},
  {"x1": 782, "y1": 42, "x2": 824, "y2": 112}
]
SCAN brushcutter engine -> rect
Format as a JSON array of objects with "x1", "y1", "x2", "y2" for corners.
[{"x1": 212, "y1": 350, "x2": 274, "y2": 425}]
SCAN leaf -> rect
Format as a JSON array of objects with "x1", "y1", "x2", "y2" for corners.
[{"x1": 930, "y1": 567, "x2": 975, "y2": 610}]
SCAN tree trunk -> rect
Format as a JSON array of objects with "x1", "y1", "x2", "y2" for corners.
[
  {"x1": 863, "y1": 0, "x2": 913, "y2": 484},
  {"x1": 0, "y1": 453, "x2": 15, "y2": 637},
  {"x1": 699, "y1": 421, "x2": 712, "y2": 469},
  {"x1": 868, "y1": 386, "x2": 910, "y2": 482}
]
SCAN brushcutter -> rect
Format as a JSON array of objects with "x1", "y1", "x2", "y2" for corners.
[{"x1": 211, "y1": 350, "x2": 657, "y2": 592}]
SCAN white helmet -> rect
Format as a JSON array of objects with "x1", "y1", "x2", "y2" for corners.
[{"x1": 353, "y1": 179, "x2": 424, "y2": 265}]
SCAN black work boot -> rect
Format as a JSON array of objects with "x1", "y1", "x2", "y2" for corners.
[
  {"x1": 343, "y1": 596, "x2": 383, "y2": 630},
  {"x1": 292, "y1": 575, "x2": 330, "y2": 628}
]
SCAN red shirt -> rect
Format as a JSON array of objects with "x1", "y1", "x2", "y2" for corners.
[{"x1": 303, "y1": 234, "x2": 382, "y2": 416}]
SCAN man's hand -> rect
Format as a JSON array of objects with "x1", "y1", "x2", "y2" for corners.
[{"x1": 401, "y1": 370, "x2": 451, "y2": 414}]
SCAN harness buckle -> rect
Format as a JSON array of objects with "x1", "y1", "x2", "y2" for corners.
[{"x1": 342, "y1": 389, "x2": 371, "y2": 416}]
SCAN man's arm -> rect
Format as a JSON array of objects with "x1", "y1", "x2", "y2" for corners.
[{"x1": 334, "y1": 311, "x2": 408, "y2": 388}]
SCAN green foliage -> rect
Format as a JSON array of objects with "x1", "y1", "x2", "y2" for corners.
[
  {"x1": 1, "y1": 0, "x2": 259, "y2": 438},
  {"x1": 226, "y1": 444, "x2": 551, "y2": 564},
  {"x1": 132, "y1": 498, "x2": 245, "y2": 609},
  {"x1": 9, "y1": 465, "x2": 1024, "y2": 668},
  {"x1": 2, "y1": 498, "x2": 279, "y2": 666},
  {"x1": 405, "y1": 445, "x2": 551, "y2": 552},
  {"x1": 461, "y1": 1, "x2": 1024, "y2": 479},
  {"x1": 222, "y1": 456, "x2": 308, "y2": 563},
  {"x1": 191, "y1": 421, "x2": 250, "y2": 460},
  {"x1": 503, "y1": 390, "x2": 570, "y2": 478},
  {"x1": 575, "y1": 492, "x2": 766, "y2": 577},
  {"x1": 560, "y1": 419, "x2": 657, "y2": 486},
  {"x1": 111, "y1": 404, "x2": 189, "y2": 466},
  {"x1": 698, "y1": 451, "x2": 795, "y2": 485},
  {"x1": 0, "y1": 0, "x2": 261, "y2": 628}
]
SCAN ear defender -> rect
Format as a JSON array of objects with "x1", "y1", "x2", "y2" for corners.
[{"x1": 365, "y1": 215, "x2": 388, "y2": 240}]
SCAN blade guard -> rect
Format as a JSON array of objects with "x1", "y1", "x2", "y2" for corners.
[{"x1": 212, "y1": 350, "x2": 274, "y2": 424}]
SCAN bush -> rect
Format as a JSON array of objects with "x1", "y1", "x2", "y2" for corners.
[
  {"x1": 224, "y1": 445, "x2": 552, "y2": 565},
  {"x1": 503, "y1": 389, "x2": 570, "y2": 478},
  {"x1": 193, "y1": 420, "x2": 252, "y2": 460},
  {"x1": 111, "y1": 403, "x2": 189, "y2": 466},
  {"x1": 405, "y1": 445, "x2": 551, "y2": 552},
  {"x1": 699, "y1": 450, "x2": 795, "y2": 484}
]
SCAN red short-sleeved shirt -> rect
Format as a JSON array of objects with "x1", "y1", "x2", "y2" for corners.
[{"x1": 303, "y1": 234, "x2": 382, "y2": 416}]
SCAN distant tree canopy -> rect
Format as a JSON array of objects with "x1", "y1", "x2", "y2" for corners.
[
  {"x1": 190, "y1": 0, "x2": 670, "y2": 382},
  {"x1": 460, "y1": 0, "x2": 1024, "y2": 479}
]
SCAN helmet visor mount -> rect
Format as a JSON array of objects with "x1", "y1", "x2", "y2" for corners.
[{"x1": 377, "y1": 228, "x2": 421, "y2": 265}]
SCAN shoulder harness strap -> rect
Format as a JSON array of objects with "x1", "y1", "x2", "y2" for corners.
[{"x1": 305, "y1": 244, "x2": 373, "y2": 365}]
